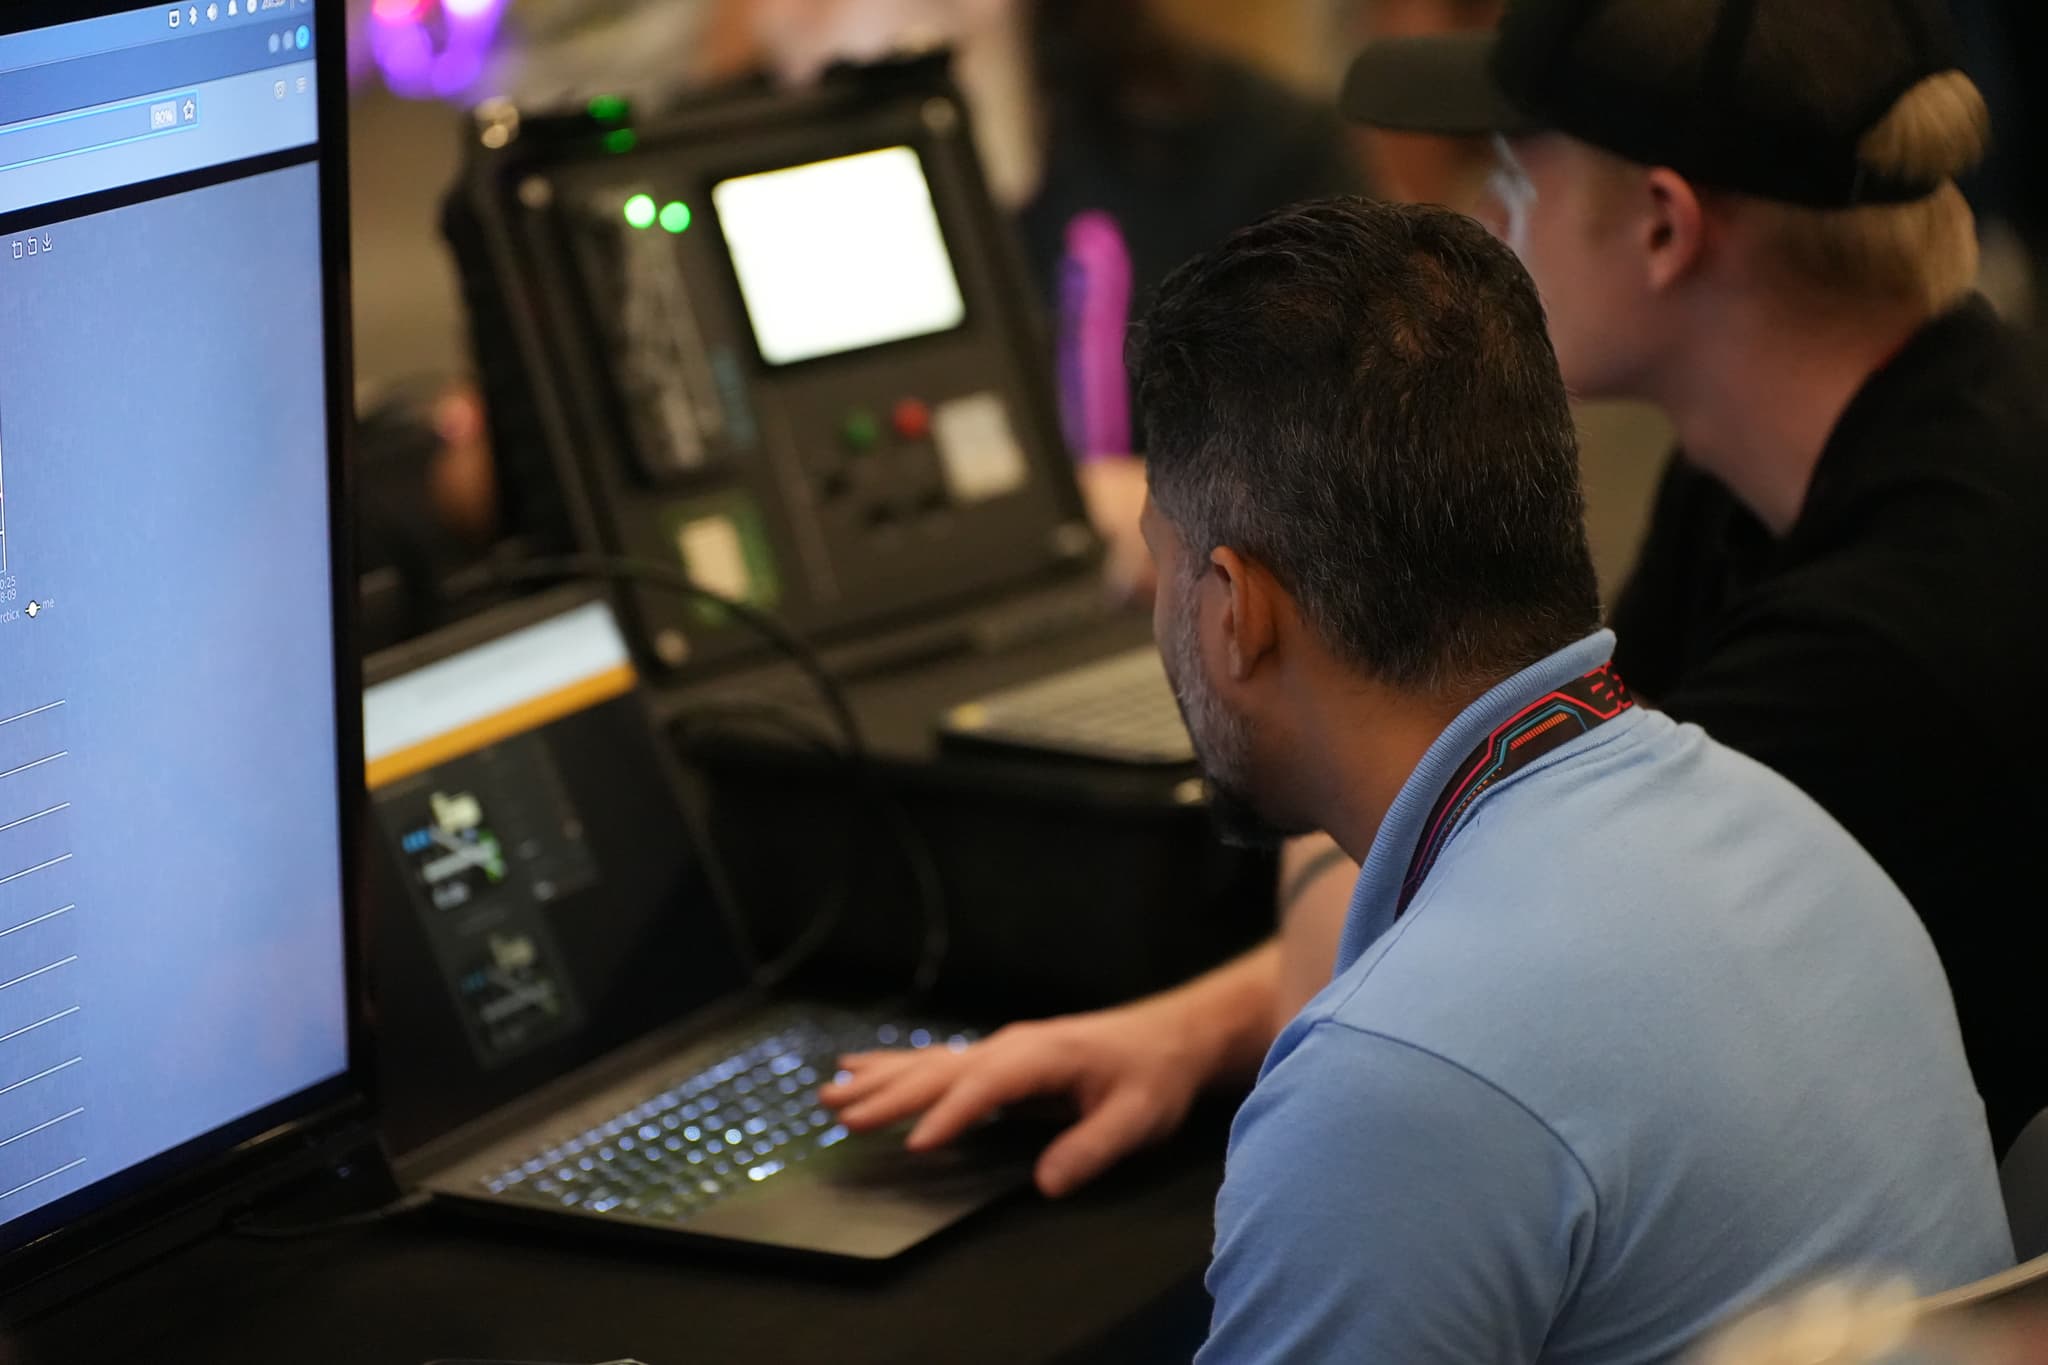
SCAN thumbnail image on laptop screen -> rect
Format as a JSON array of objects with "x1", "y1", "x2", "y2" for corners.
[
  {"x1": 363, "y1": 598, "x2": 755, "y2": 1157},
  {"x1": 0, "y1": 0, "x2": 345, "y2": 1245},
  {"x1": 364, "y1": 601, "x2": 640, "y2": 1068}
]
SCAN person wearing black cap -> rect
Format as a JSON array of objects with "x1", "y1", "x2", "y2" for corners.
[{"x1": 1344, "y1": 0, "x2": 2048, "y2": 1158}]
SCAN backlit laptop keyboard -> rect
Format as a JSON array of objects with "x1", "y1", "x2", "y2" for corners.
[{"x1": 481, "y1": 1016, "x2": 973, "y2": 1224}]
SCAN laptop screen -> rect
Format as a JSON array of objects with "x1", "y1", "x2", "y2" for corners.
[
  {"x1": 0, "y1": 0, "x2": 346, "y2": 1246},
  {"x1": 364, "y1": 597, "x2": 751, "y2": 1157}
]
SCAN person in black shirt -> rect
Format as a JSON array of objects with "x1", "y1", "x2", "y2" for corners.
[
  {"x1": 1602, "y1": 297, "x2": 2048, "y2": 1150},
  {"x1": 824, "y1": 0, "x2": 2045, "y2": 1192},
  {"x1": 1340, "y1": 0, "x2": 2048, "y2": 1153}
]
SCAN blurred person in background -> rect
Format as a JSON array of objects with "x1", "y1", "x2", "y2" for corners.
[
  {"x1": 1072, "y1": 0, "x2": 1508, "y2": 597},
  {"x1": 1331, "y1": 0, "x2": 1502, "y2": 208}
]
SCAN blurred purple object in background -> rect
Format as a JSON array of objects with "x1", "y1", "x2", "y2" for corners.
[
  {"x1": 1057, "y1": 210, "x2": 1135, "y2": 463},
  {"x1": 367, "y1": 0, "x2": 509, "y2": 100}
]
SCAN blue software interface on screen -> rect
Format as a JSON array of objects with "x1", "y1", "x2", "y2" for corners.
[{"x1": 0, "y1": 0, "x2": 343, "y2": 1229}]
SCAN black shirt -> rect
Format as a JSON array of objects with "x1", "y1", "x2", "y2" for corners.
[
  {"x1": 1015, "y1": 57, "x2": 1363, "y2": 316},
  {"x1": 1012, "y1": 57, "x2": 1362, "y2": 456},
  {"x1": 1611, "y1": 297, "x2": 2048, "y2": 1153}
]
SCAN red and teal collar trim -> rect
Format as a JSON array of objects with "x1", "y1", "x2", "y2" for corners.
[{"x1": 1397, "y1": 662, "x2": 1633, "y2": 917}]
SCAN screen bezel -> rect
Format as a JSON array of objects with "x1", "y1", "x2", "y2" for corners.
[{"x1": 0, "y1": 0, "x2": 370, "y2": 1289}]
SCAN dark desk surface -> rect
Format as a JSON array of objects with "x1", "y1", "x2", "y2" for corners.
[{"x1": 14, "y1": 1119, "x2": 1226, "y2": 1365}]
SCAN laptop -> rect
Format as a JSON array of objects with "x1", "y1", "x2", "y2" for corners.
[
  {"x1": 938, "y1": 647, "x2": 1195, "y2": 766},
  {"x1": 362, "y1": 590, "x2": 1034, "y2": 1260}
]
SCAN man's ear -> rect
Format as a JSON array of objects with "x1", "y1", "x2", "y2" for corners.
[
  {"x1": 1208, "y1": 547, "x2": 1279, "y2": 682},
  {"x1": 1643, "y1": 167, "x2": 1707, "y2": 294}
]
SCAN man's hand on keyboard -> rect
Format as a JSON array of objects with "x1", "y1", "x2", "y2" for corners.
[
  {"x1": 821, "y1": 945, "x2": 1291, "y2": 1197},
  {"x1": 820, "y1": 993, "x2": 1214, "y2": 1198}
]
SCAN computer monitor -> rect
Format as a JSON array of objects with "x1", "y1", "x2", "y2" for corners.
[{"x1": 0, "y1": 0, "x2": 359, "y2": 1284}]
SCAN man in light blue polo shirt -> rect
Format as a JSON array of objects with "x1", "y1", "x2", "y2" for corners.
[{"x1": 1123, "y1": 198, "x2": 2011, "y2": 1362}]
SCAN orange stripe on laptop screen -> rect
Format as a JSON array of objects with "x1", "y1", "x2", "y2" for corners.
[{"x1": 365, "y1": 663, "x2": 637, "y2": 790}]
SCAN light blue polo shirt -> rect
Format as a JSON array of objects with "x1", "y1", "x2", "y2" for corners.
[{"x1": 1201, "y1": 631, "x2": 2010, "y2": 1365}]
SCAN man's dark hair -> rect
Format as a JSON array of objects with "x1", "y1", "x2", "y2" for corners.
[{"x1": 1131, "y1": 197, "x2": 1600, "y2": 694}]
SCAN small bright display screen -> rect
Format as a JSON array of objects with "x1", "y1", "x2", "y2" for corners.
[{"x1": 712, "y1": 146, "x2": 967, "y2": 367}]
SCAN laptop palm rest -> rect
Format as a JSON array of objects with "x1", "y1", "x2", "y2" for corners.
[{"x1": 684, "y1": 1141, "x2": 1035, "y2": 1260}]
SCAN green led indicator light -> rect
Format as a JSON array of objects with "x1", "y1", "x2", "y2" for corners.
[
  {"x1": 588, "y1": 94, "x2": 631, "y2": 125},
  {"x1": 623, "y1": 194, "x2": 657, "y2": 230},
  {"x1": 604, "y1": 128, "x2": 638, "y2": 155},
  {"x1": 658, "y1": 201, "x2": 692, "y2": 234},
  {"x1": 841, "y1": 410, "x2": 882, "y2": 452}
]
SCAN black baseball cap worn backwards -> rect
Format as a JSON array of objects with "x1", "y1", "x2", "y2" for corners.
[{"x1": 1342, "y1": 0, "x2": 1966, "y2": 208}]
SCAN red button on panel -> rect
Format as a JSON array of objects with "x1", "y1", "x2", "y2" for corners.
[{"x1": 893, "y1": 398, "x2": 932, "y2": 442}]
